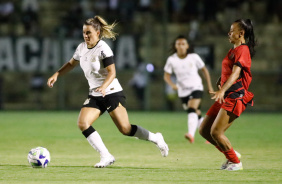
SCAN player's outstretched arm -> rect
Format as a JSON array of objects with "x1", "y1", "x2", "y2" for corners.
[
  {"x1": 47, "y1": 58, "x2": 79, "y2": 88},
  {"x1": 216, "y1": 76, "x2": 221, "y2": 90},
  {"x1": 210, "y1": 65, "x2": 241, "y2": 103},
  {"x1": 95, "y1": 63, "x2": 116, "y2": 97},
  {"x1": 201, "y1": 66, "x2": 214, "y2": 93},
  {"x1": 164, "y1": 72, "x2": 178, "y2": 90}
]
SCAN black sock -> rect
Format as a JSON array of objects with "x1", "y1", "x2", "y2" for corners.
[
  {"x1": 129, "y1": 124, "x2": 138, "y2": 136},
  {"x1": 82, "y1": 126, "x2": 96, "y2": 138}
]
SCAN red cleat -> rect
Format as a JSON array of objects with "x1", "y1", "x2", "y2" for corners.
[{"x1": 184, "y1": 133, "x2": 194, "y2": 143}]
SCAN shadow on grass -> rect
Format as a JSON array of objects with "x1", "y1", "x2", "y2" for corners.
[
  {"x1": 0, "y1": 164, "x2": 92, "y2": 168},
  {"x1": 0, "y1": 164, "x2": 174, "y2": 170},
  {"x1": 0, "y1": 164, "x2": 30, "y2": 168},
  {"x1": 0, "y1": 164, "x2": 214, "y2": 172}
]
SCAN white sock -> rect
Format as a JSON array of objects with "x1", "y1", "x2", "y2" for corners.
[
  {"x1": 87, "y1": 131, "x2": 111, "y2": 157},
  {"x1": 134, "y1": 125, "x2": 157, "y2": 143},
  {"x1": 197, "y1": 117, "x2": 204, "y2": 129},
  {"x1": 188, "y1": 112, "x2": 198, "y2": 137}
]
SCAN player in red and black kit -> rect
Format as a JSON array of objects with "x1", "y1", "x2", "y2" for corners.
[{"x1": 199, "y1": 19, "x2": 257, "y2": 171}]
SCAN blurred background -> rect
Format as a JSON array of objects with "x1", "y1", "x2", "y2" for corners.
[{"x1": 0, "y1": 0, "x2": 281, "y2": 112}]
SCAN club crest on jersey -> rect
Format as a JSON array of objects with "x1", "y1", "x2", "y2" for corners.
[
  {"x1": 101, "y1": 51, "x2": 106, "y2": 59},
  {"x1": 91, "y1": 56, "x2": 99, "y2": 62},
  {"x1": 229, "y1": 53, "x2": 235, "y2": 60}
]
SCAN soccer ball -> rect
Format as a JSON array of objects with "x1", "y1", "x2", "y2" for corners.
[{"x1": 27, "y1": 146, "x2": 51, "y2": 168}]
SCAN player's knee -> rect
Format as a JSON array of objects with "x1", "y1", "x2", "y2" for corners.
[
  {"x1": 77, "y1": 120, "x2": 89, "y2": 131},
  {"x1": 119, "y1": 125, "x2": 131, "y2": 136},
  {"x1": 187, "y1": 107, "x2": 196, "y2": 114},
  {"x1": 198, "y1": 126, "x2": 204, "y2": 136},
  {"x1": 210, "y1": 128, "x2": 221, "y2": 140},
  {"x1": 199, "y1": 124, "x2": 208, "y2": 138}
]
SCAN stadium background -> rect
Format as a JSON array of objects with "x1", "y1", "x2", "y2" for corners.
[{"x1": 0, "y1": 0, "x2": 281, "y2": 112}]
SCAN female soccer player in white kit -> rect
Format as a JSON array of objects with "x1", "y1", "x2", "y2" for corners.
[
  {"x1": 164, "y1": 35, "x2": 214, "y2": 143},
  {"x1": 47, "y1": 16, "x2": 169, "y2": 168}
]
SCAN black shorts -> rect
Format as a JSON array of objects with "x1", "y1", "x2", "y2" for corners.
[
  {"x1": 180, "y1": 90, "x2": 203, "y2": 105},
  {"x1": 82, "y1": 91, "x2": 126, "y2": 114}
]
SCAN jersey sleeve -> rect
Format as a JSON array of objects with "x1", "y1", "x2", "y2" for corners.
[
  {"x1": 99, "y1": 42, "x2": 114, "y2": 59},
  {"x1": 164, "y1": 57, "x2": 173, "y2": 74},
  {"x1": 73, "y1": 43, "x2": 82, "y2": 61},
  {"x1": 100, "y1": 42, "x2": 114, "y2": 67},
  {"x1": 194, "y1": 54, "x2": 205, "y2": 69},
  {"x1": 102, "y1": 56, "x2": 114, "y2": 68},
  {"x1": 234, "y1": 46, "x2": 251, "y2": 68}
]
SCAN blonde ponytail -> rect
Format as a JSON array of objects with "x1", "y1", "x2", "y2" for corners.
[{"x1": 84, "y1": 16, "x2": 118, "y2": 40}]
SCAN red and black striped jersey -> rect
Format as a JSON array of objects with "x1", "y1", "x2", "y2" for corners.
[{"x1": 221, "y1": 44, "x2": 254, "y2": 105}]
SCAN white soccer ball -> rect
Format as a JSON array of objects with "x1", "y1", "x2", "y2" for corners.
[{"x1": 27, "y1": 146, "x2": 51, "y2": 168}]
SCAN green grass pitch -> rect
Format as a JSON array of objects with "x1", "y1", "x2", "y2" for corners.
[{"x1": 0, "y1": 111, "x2": 281, "y2": 183}]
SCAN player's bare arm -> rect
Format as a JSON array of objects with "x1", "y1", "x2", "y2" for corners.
[
  {"x1": 210, "y1": 65, "x2": 241, "y2": 103},
  {"x1": 164, "y1": 72, "x2": 178, "y2": 90},
  {"x1": 95, "y1": 63, "x2": 116, "y2": 97},
  {"x1": 216, "y1": 76, "x2": 221, "y2": 89},
  {"x1": 201, "y1": 66, "x2": 214, "y2": 93},
  {"x1": 47, "y1": 58, "x2": 79, "y2": 88}
]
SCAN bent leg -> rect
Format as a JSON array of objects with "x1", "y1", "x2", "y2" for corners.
[
  {"x1": 109, "y1": 105, "x2": 169, "y2": 157},
  {"x1": 109, "y1": 105, "x2": 151, "y2": 140},
  {"x1": 195, "y1": 104, "x2": 204, "y2": 129},
  {"x1": 188, "y1": 98, "x2": 202, "y2": 114},
  {"x1": 211, "y1": 109, "x2": 240, "y2": 164},
  {"x1": 199, "y1": 115, "x2": 217, "y2": 145},
  {"x1": 77, "y1": 107, "x2": 101, "y2": 131},
  {"x1": 78, "y1": 107, "x2": 114, "y2": 167},
  {"x1": 210, "y1": 109, "x2": 237, "y2": 151},
  {"x1": 185, "y1": 98, "x2": 201, "y2": 142},
  {"x1": 109, "y1": 105, "x2": 132, "y2": 135}
]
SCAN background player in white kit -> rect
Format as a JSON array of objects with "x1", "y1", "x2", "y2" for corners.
[
  {"x1": 164, "y1": 35, "x2": 214, "y2": 143},
  {"x1": 47, "y1": 16, "x2": 169, "y2": 168}
]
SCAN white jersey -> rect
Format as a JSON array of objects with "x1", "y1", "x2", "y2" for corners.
[
  {"x1": 73, "y1": 40, "x2": 123, "y2": 96},
  {"x1": 164, "y1": 53, "x2": 205, "y2": 97}
]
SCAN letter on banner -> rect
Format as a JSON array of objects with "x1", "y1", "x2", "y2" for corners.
[
  {"x1": 64, "y1": 39, "x2": 82, "y2": 62},
  {"x1": 16, "y1": 37, "x2": 39, "y2": 72},
  {"x1": 0, "y1": 37, "x2": 15, "y2": 71},
  {"x1": 115, "y1": 35, "x2": 137, "y2": 69},
  {"x1": 63, "y1": 39, "x2": 82, "y2": 72},
  {"x1": 40, "y1": 38, "x2": 60, "y2": 72}
]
